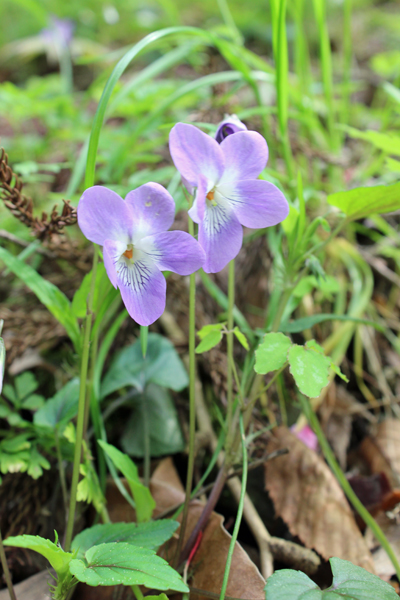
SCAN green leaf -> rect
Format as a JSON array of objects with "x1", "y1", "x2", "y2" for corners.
[
  {"x1": 27, "y1": 447, "x2": 50, "y2": 479},
  {"x1": 195, "y1": 330, "x2": 223, "y2": 353},
  {"x1": 331, "y1": 363, "x2": 349, "y2": 383},
  {"x1": 77, "y1": 463, "x2": 106, "y2": 515},
  {"x1": 341, "y1": 125, "x2": 400, "y2": 156},
  {"x1": 21, "y1": 394, "x2": 45, "y2": 410},
  {"x1": 254, "y1": 333, "x2": 292, "y2": 375},
  {"x1": 280, "y1": 313, "x2": 385, "y2": 334},
  {"x1": 264, "y1": 557, "x2": 399, "y2": 600},
  {"x1": 72, "y1": 263, "x2": 109, "y2": 318},
  {"x1": 197, "y1": 323, "x2": 226, "y2": 339},
  {"x1": 121, "y1": 384, "x2": 184, "y2": 458},
  {"x1": 265, "y1": 568, "x2": 319, "y2": 599},
  {"x1": 71, "y1": 520, "x2": 179, "y2": 560},
  {"x1": 34, "y1": 379, "x2": 80, "y2": 430},
  {"x1": 288, "y1": 341, "x2": 331, "y2": 398},
  {"x1": 3, "y1": 535, "x2": 73, "y2": 576},
  {"x1": 328, "y1": 182, "x2": 400, "y2": 221},
  {"x1": 101, "y1": 334, "x2": 188, "y2": 397},
  {"x1": 69, "y1": 542, "x2": 189, "y2": 591},
  {"x1": 15, "y1": 372, "x2": 38, "y2": 402},
  {"x1": 98, "y1": 441, "x2": 155, "y2": 522},
  {"x1": 0, "y1": 247, "x2": 81, "y2": 353},
  {"x1": 233, "y1": 327, "x2": 249, "y2": 350}
]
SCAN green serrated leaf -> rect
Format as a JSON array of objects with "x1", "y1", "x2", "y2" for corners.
[
  {"x1": 3, "y1": 534, "x2": 73, "y2": 576},
  {"x1": 77, "y1": 462, "x2": 106, "y2": 515},
  {"x1": 288, "y1": 344, "x2": 331, "y2": 398},
  {"x1": 69, "y1": 542, "x2": 189, "y2": 592},
  {"x1": 101, "y1": 334, "x2": 188, "y2": 397},
  {"x1": 0, "y1": 246, "x2": 81, "y2": 353},
  {"x1": 233, "y1": 327, "x2": 249, "y2": 350},
  {"x1": 254, "y1": 333, "x2": 292, "y2": 375},
  {"x1": 98, "y1": 441, "x2": 155, "y2": 522},
  {"x1": 27, "y1": 447, "x2": 50, "y2": 479},
  {"x1": 195, "y1": 330, "x2": 223, "y2": 353},
  {"x1": 197, "y1": 323, "x2": 226, "y2": 339},
  {"x1": 264, "y1": 557, "x2": 398, "y2": 600},
  {"x1": 71, "y1": 520, "x2": 179, "y2": 560},
  {"x1": 328, "y1": 182, "x2": 400, "y2": 221}
]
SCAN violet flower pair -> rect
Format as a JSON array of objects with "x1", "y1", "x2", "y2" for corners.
[{"x1": 77, "y1": 118, "x2": 289, "y2": 326}]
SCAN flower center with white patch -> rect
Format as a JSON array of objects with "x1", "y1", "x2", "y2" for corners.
[
  {"x1": 122, "y1": 243, "x2": 134, "y2": 262},
  {"x1": 206, "y1": 189, "x2": 218, "y2": 207}
]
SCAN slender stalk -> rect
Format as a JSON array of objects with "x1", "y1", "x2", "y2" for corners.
[
  {"x1": 143, "y1": 397, "x2": 151, "y2": 488},
  {"x1": 300, "y1": 394, "x2": 400, "y2": 580},
  {"x1": 226, "y1": 260, "x2": 235, "y2": 449},
  {"x1": 175, "y1": 213, "x2": 197, "y2": 566},
  {"x1": 131, "y1": 584, "x2": 144, "y2": 600},
  {"x1": 180, "y1": 464, "x2": 229, "y2": 565},
  {"x1": 341, "y1": 0, "x2": 352, "y2": 129},
  {"x1": 140, "y1": 325, "x2": 148, "y2": 358},
  {"x1": 64, "y1": 247, "x2": 99, "y2": 552},
  {"x1": 219, "y1": 413, "x2": 247, "y2": 600},
  {"x1": 55, "y1": 430, "x2": 68, "y2": 512},
  {"x1": 0, "y1": 529, "x2": 16, "y2": 600}
]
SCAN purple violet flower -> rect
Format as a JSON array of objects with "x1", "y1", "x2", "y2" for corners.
[
  {"x1": 169, "y1": 123, "x2": 289, "y2": 273},
  {"x1": 215, "y1": 114, "x2": 247, "y2": 143},
  {"x1": 41, "y1": 16, "x2": 75, "y2": 49},
  {"x1": 77, "y1": 184, "x2": 205, "y2": 326}
]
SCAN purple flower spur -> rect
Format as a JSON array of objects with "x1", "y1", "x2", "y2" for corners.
[
  {"x1": 169, "y1": 123, "x2": 289, "y2": 273},
  {"x1": 77, "y1": 184, "x2": 205, "y2": 325},
  {"x1": 215, "y1": 114, "x2": 247, "y2": 143}
]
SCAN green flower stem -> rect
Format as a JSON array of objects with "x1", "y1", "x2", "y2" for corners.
[
  {"x1": 55, "y1": 430, "x2": 68, "y2": 512},
  {"x1": 219, "y1": 413, "x2": 247, "y2": 600},
  {"x1": 174, "y1": 213, "x2": 197, "y2": 566},
  {"x1": 131, "y1": 584, "x2": 144, "y2": 600},
  {"x1": 0, "y1": 529, "x2": 16, "y2": 600},
  {"x1": 64, "y1": 246, "x2": 99, "y2": 552},
  {"x1": 300, "y1": 393, "x2": 400, "y2": 580},
  {"x1": 226, "y1": 259, "x2": 235, "y2": 450}
]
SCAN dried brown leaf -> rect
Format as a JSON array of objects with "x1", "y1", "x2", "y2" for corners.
[
  {"x1": 365, "y1": 512, "x2": 400, "y2": 581},
  {"x1": 264, "y1": 426, "x2": 375, "y2": 573},
  {"x1": 373, "y1": 419, "x2": 400, "y2": 486},
  {"x1": 106, "y1": 458, "x2": 265, "y2": 600}
]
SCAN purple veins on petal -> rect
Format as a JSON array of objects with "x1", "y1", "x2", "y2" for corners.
[
  {"x1": 215, "y1": 114, "x2": 247, "y2": 143},
  {"x1": 77, "y1": 184, "x2": 205, "y2": 325}
]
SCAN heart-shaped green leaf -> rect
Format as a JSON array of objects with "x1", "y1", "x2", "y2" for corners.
[
  {"x1": 288, "y1": 341, "x2": 331, "y2": 398},
  {"x1": 69, "y1": 543, "x2": 189, "y2": 592},
  {"x1": 71, "y1": 520, "x2": 179, "y2": 560},
  {"x1": 265, "y1": 557, "x2": 398, "y2": 600},
  {"x1": 254, "y1": 333, "x2": 292, "y2": 374}
]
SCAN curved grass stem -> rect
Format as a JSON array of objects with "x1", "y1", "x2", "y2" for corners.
[
  {"x1": 219, "y1": 413, "x2": 248, "y2": 600},
  {"x1": 64, "y1": 246, "x2": 99, "y2": 551},
  {"x1": 174, "y1": 213, "x2": 197, "y2": 566}
]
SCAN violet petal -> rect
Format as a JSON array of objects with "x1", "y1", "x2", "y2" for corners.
[
  {"x1": 117, "y1": 258, "x2": 166, "y2": 326},
  {"x1": 169, "y1": 123, "x2": 224, "y2": 189},
  {"x1": 125, "y1": 182, "x2": 175, "y2": 238},
  {"x1": 218, "y1": 131, "x2": 269, "y2": 185},
  {"x1": 143, "y1": 231, "x2": 205, "y2": 275},
  {"x1": 217, "y1": 179, "x2": 289, "y2": 229},
  {"x1": 199, "y1": 204, "x2": 243, "y2": 273},
  {"x1": 77, "y1": 186, "x2": 132, "y2": 246}
]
